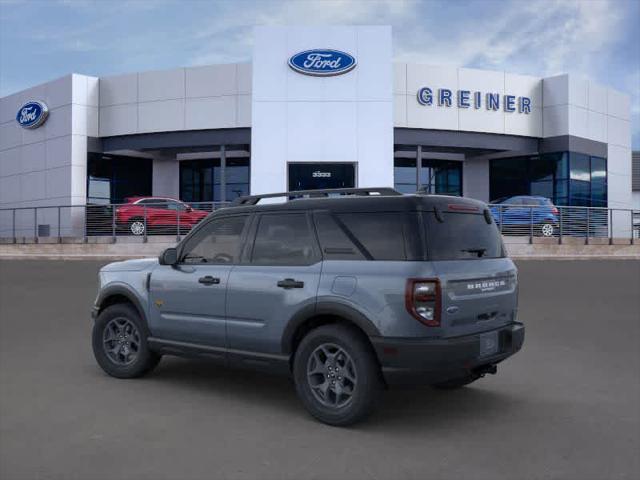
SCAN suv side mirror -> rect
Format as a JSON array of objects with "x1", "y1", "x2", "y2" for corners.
[{"x1": 159, "y1": 247, "x2": 178, "y2": 266}]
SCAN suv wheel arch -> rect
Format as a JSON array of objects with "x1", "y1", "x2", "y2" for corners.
[
  {"x1": 282, "y1": 302, "x2": 381, "y2": 357},
  {"x1": 95, "y1": 286, "x2": 148, "y2": 330}
]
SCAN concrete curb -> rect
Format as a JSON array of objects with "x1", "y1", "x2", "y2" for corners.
[
  {"x1": 1, "y1": 238, "x2": 639, "y2": 261},
  {"x1": 1, "y1": 254, "x2": 639, "y2": 261},
  {"x1": 0, "y1": 254, "x2": 151, "y2": 261},
  {"x1": 511, "y1": 255, "x2": 640, "y2": 260}
]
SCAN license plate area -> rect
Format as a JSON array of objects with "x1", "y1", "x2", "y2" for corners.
[{"x1": 479, "y1": 331, "x2": 499, "y2": 358}]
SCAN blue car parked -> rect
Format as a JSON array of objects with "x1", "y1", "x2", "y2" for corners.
[{"x1": 489, "y1": 196, "x2": 559, "y2": 237}]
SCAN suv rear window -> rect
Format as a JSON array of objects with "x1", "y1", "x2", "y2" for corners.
[
  {"x1": 423, "y1": 212, "x2": 505, "y2": 260},
  {"x1": 313, "y1": 212, "x2": 366, "y2": 260},
  {"x1": 333, "y1": 213, "x2": 417, "y2": 261}
]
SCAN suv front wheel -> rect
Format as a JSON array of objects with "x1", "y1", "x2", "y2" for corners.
[
  {"x1": 293, "y1": 324, "x2": 382, "y2": 426},
  {"x1": 92, "y1": 303, "x2": 161, "y2": 378}
]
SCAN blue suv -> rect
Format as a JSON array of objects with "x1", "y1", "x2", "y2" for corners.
[
  {"x1": 489, "y1": 196, "x2": 559, "y2": 237},
  {"x1": 91, "y1": 188, "x2": 524, "y2": 426}
]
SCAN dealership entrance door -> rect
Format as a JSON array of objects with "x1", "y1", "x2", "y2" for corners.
[{"x1": 288, "y1": 163, "x2": 355, "y2": 191}]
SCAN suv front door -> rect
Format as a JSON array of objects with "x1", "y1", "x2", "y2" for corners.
[
  {"x1": 148, "y1": 214, "x2": 250, "y2": 351},
  {"x1": 226, "y1": 212, "x2": 322, "y2": 361}
]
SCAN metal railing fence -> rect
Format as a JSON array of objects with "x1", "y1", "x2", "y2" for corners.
[
  {"x1": 0, "y1": 201, "x2": 638, "y2": 245},
  {"x1": 0, "y1": 201, "x2": 229, "y2": 243},
  {"x1": 490, "y1": 204, "x2": 639, "y2": 245}
]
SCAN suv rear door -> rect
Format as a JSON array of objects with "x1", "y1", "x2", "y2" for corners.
[
  {"x1": 225, "y1": 212, "x2": 322, "y2": 361},
  {"x1": 423, "y1": 209, "x2": 518, "y2": 339}
]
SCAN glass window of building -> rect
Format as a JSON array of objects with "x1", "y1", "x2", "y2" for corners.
[
  {"x1": 590, "y1": 157, "x2": 607, "y2": 207},
  {"x1": 226, "y1": 158, "x2": 250, "y2": 199},
  {"x1": 87, "y1": 153, "x2": 152, "y2": 204},
  {"x1": 422, "y1": 159, "x2": 462, "y2": 196},
  {"x1": 393, "y1": 157, "x2": 418, "y2": 194},
  {"x1": 180, "y1": 159, "x2": 216, "y2": 203},
  {"x1": 179, "y1": 145, "x2": 250, "y2": 204},
  {"x1": 489, "y1": 152, "x2": 606, "y2": 207},
  {"x1": 393, "y1": 146, "x2": 462, "y2": 196}
]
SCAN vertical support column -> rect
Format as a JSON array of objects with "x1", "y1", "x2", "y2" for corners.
[
  {"x1": 608, "y1": 209, "x2": 613, "y2": 245},
  {"x1": 220, "y1": 145, "x2": 227, "y2": 205},
  {"x1": 12, "y1": 209, "x2": 16, "y2": 243},
  {"x1": 529, "y1": 207, "x2": 533, "y2": 244},
  {"x1": 585, "y1": 208, "x2": 590, "y2": 245},
  {"x1": 58, "y1": 207, "x2": 62, "y2": 243},
  {"x1": 416, "y1": 145, "x2": 422, "y2": 192},
  {"x1": 83, "y1": 206, "x2": 88, "y2": 243},
  {"x1": 111, "y1": 205, "x2": 117, "y2": 243},
  {"x1": 176, "y1": 208, "x2": 181, "y2": 243},
  {"x1": 143, "y1": 205, "x2": 148, "y2": 243},
  {"x1": 34, "y1": 207, "x2": 38, "y2": 244},
  {"x1": 558, "y1": 208, "x2": 563, "y2": 245}
]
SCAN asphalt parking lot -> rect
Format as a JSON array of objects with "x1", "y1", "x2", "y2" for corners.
[{"x1": 0, "y1": 259, "x2": 639, "y2": 480}]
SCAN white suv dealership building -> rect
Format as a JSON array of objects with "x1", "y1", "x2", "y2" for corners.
[{"x1": 0, "y1": 26, "x2": 634, "y2": 235}]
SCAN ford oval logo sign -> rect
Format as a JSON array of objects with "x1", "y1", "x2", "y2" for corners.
[
  {"x1": 16, "y1": 101, "x2": 49, "y2": 129},
  {"x1": 288, "y1": 49, "x2": 357, "y2": 77}
]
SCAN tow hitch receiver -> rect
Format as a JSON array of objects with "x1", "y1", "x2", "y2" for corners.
[{"x1": 474, "y1": 364, "x2": 498, "y2": 377}]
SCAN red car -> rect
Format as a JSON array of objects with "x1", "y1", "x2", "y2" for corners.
[{"x1": 116, "y1": 197, "x2": 209, "y2": 235}]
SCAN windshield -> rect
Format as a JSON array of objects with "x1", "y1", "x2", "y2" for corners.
[{"x1": 423, "y1": 212, "x2": 505, "y2": 260}]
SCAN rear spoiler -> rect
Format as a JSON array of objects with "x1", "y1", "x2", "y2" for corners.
[{"x1": 433, "y1": 203, "x2": 493, "y2": 225}]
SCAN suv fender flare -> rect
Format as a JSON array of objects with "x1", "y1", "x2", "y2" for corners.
[
  {"x1": 282, "y1": 301, "x2": 381, "y2": 355},
  {"x1": 94, "y1": 283, "x2": 148, "y2": 328}
]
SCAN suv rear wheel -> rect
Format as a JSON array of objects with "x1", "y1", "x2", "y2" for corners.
[
  {"x1": 92, "y1": 303, "x2": 160, "y2": 378},
  {"x1": 293, "y1": 324, "x2": 382, "y2": 426}
]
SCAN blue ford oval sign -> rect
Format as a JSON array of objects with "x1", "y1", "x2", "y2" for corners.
[
  {"x1": 288, "y1": 49, "x2": 357, "y2": 76},
  {"x1": 16, "y1": 101, "x2": 49, "y2": 129}
]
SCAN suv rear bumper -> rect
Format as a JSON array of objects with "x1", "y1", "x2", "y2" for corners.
[{"x1": 371, "y1": 322, "x2": 524, "y2": 386}]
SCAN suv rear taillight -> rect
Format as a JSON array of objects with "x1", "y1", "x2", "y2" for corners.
[{"x1": 405, "y1": 279, "x2": 441, "y2": 327}]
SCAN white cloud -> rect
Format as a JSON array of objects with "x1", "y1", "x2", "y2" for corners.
[
  {"x1": 2, "y1": 0, "x2": 637, "y2": 145},
  {"x1": 394, "y1": 0, "x2": 625, "y2": 77},
  {"x1": 186, "y1": 0, "x2": 415, "y2": 66}
]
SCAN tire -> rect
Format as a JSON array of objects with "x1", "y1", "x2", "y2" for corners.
[
  {"x1": 128, "y1": 218, "x2": 145, "y2": 236},
  {"x1": 293, "y1": 324, "x2": 382, "y2": 426},
  {"x1": 92, "y1": 303, "x2": 161, "y2": 379},
  {"x1": 539, "y1": 222, "x2": 555, "y2": 237},
  {"x1": 431, "y1": 373, "x2": 480, "y2": 390}
]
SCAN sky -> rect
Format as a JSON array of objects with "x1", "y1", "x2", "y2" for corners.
[{"x1": 1, "y1": 0, "x2": 638, "y2": 147}]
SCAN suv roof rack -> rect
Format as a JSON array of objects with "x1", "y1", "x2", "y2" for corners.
[{"x1": 231, "y1": 187, "x2": 402, "y2": 206}]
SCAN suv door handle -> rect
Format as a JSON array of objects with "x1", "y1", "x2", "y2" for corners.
[
  {"x1": 198, "y1": 276, "x2": 220, "y2": 285},
  {"x1": 277, "y1": 278, "x2": 304, "y2": 289}
]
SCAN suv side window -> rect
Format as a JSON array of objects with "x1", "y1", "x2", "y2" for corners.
[
  {"x1": 181, "y1": 215, "x2": 248, "y2": 264},
  {"x1": 251, "y1": 213, "x2": 318, "y2": 266},
  {"x1": 335, "y1": 212, "x2": 409, "y2": 261},
  {"x1": 313, "y1": 212, "x2": 365, "y2": 260}
]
